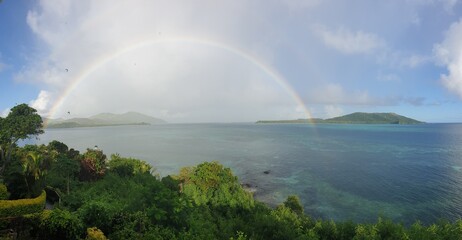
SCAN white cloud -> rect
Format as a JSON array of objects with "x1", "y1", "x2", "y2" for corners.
[
  {"x1": 313, "y1": 25, "x2": 430, "y2": 69},
  {"x1": 307, "y1": 83, "x2": 426, "y2": 107},
  {"x1": 401, "y1": 54, "x2": 431, "y2": 68},
  {"x1": 377, "y1": 72, "x2": 401, "y2": 82},
  {"x1": 434, "y1": 18, "x2": 462, "y2": 99},
  {"x1": 30, "y1": 90, "x2": 51, "y2": 116},
  {"x1": 309, "y1": 83, "x2": 375, "y2": 105},
  {"x1": 1, "y1": 108, "x2": 10, "y2": 117},
  {"x1": 406, "y1": 0, "x2": 459, "y2": 12},
  {"x1": 20, "y1": 0, "x2": 305, "y2": 122},
  {"x1": 324, "y1": 105, "x2": 344, "y2": 118},
  {"x1": 314, "y1": 26, "x2": 385, "y2": 55},
  {"x1": 442, "y1": 0, "x2": 459, "y2": 11}
]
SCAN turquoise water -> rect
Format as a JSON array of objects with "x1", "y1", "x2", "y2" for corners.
[{"x1": 34, "y1": 123, "x2": 462, "y2": 224}]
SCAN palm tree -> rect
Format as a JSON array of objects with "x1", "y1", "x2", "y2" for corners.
[{"x1": 22, "y1": 151, "x2": 47, "y2": 197}]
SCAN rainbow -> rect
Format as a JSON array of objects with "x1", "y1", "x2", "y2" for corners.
[{"x1": 45, "y1": 36, "x2": 312, "y2": 125}]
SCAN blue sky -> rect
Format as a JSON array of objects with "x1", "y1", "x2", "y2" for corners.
[{"x1": 1, "y1": 0, "x2": 462, "y2": 122}]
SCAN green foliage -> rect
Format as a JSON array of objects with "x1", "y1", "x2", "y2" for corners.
[
  {"x1": 178, "y1": 161, "x2": 254, "y2": 209},
  {"x1": 79, "y1": 149, "x2": 107, "y2": 181},
  {"x1": 2, "y1": 145, "x2": 53, "y2": 198},
  {"x1": 37, "y1": 209, "x2": 83, "y2": 239},
  {"x1": 161, "y1": 175, "x2": 180, "y2": 191},
  {"x1": 353, "y1": 224, "x2": 380, "y2": 240},
  {"x1": 258, "y1": 112, "x2": 423, "y2": 125},
  {"x1": 0, "y1": 190, "x2": 45, "y2": 217},
  {"x1": 268, "y1": 205, "x2": 306, "y2": 239},
  {"x1": 0, "y1": 104, "x2": 44, "y2": 177},
  {"x1": 47, "y1": 140, "x2": 69, "y2": 154},
  {"x1": 78, "y1": 201, "x2": 119, "y2": 234},
  {"x1": 47, "y1": 154, "x2": 80, "y2": 195},
  {"x1": 21, "y1": 151, "x2": 48, "y2": 197},
  {"x1": 230, "y1": 231, "x2": 248, "y2": 240},
  {"x1": 61, "y1": 171, "x2": 189, "y2": 237},
  {"x1": 22, "y1": 152, "x2": 48, "y2": 181},
  {"x1": 324, "y1": 112, "x2": 423, "y2": 124},
  {"x1": 3, "y1": 159, "x2": 29, "y2": 199},
  {"x1": 0, "y1": 183, "x2": 8, "y2": 200},
  {"x1": 284, "y1": 195, "x2": 304, "y2": 215},
  {"x1": 86, "y1": 227, "x2": 108, "y2": 240},
  {"x1": 108, "y1": 154, "x2": 152, "y2": 177},
  {"x1": 374, "y1": 217, "x2": 407, "y2": 239},
  {"x1": 3, "y1": 139, "x2": 462, "y2": 240}
]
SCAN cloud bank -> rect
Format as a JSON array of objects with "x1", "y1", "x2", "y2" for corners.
[
  {"x1": 22, "y1": 0, "x2": 310, "y2": 122},
  {"x1": 434, "y1": 18, "x2": 462, "y2": 99},
  {"x1": 315, "y1": 26, "x2": 385, "y2": 55},
  {"x1": 14, "y1": 0, "x2": 459, "y2": 122}
]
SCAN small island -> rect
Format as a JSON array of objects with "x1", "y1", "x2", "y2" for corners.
[
  {"x1": 45, "y1": 112, "x2": 166, "y2": 128},
  {"x1": 257, "y1": 112, "x2": 424, "y2": 125}
]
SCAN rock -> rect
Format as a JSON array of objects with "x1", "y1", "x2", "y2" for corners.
[{"x1": 241, "y1": 183, "x2": 257, "y2": 193}]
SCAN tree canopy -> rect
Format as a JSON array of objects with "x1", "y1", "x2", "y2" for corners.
[{"x1": 0, "y1": 104, "x2": 43, "y2": 177}]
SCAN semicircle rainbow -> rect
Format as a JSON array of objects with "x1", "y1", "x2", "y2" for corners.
[{"x1": 45, "y1": 36, "x2": 313, "y2": 126}]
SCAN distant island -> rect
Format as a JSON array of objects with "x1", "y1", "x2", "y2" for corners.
[
  {"x1": 45, "y1": 112, "x2": 166, "y2": 128},
  {"x1": 257, "y1": 112, "x2": 424, "y2": 125}
]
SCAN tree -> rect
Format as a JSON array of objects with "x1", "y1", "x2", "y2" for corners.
[
  {"x1": 178, "y1": 161, "x2": 254, "y2": 209},
  {"x1": 0, "y1": 104, "x2": 43, "y2": 177},
  {"x1": 108, "y1": 154, "x2": 152, "y2": 177},
  {"x1": 22, "y1": 151, "x2": 48, "y2": 197},
  {"x1": 283, "y1": 195, "x2": 304, "y2": 215},
  {"x1": 53, "y1": 154, "x2": 80, "y2": 194},
  {"x1": 47, "y1": 140, "x2": 69, "y2": 154},
  {"x1": 79, "y1": 148, "x2": 107, "y2": 181}
]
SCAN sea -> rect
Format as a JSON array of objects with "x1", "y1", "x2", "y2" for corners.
[{"x1": 32, "y1": 123, "x2": 462, "y2": 225}]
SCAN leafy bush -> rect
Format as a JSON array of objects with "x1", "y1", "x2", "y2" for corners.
[
  {"x1": 0, "y1": 183, "x2": 9, "y2": 200},
  {"x1": 47, "y1": 140, "x2": 69, "y2": 154},
  {"x1": 78, "y1": 201, "x2": 118, "y2": 234},
  {"x1": 283, "y1": 195, "x2": 304, "y2": 215},
  {"x1": 108, "y1": 154, "x2": 152, "y2": 177},
  {"x1": 178, "y1": 161, "x2": 254, "y2": 209},
  {"x1": 0, "y1": 190, "x2": 45, "y2": 217},
  {"x1": 86, "y1": 227, "x2": 107, "y2": 240},
  {"x1": 79, "y1": 149, "x2": 107, "y2": 181},
  {"x1": 38, "y1": 209, "x2": 83, "y2": 239}
]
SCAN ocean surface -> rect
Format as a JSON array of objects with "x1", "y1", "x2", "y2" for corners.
[{"x1": 33, "y1": 123, "x2": 462, "y2": 225}]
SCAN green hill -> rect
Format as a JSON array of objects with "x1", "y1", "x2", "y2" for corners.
[
  {"x1": 257, "y1": 112, "x2": 423, "y2": 124},
  {"x1": 325, "y1": 112, "x2": 423, "y2": 124},
  {"x1": 45, "y1": 112, "x2": 166, "y2": 128}
]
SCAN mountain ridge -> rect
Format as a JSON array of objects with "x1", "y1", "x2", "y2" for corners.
[
  {"x1": 45, "y1": 112, "x2": 166, "y2": 128},
  {"x1": 256, "y1": 112, "x2": 424, "y2": 124}
]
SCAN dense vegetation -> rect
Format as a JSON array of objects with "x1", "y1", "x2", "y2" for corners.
[
  {"x1": 1, "y1": 104, "x2": 461, "y2": 239},
  {"x1": 257, "y1": 112, "x2": 423, "y2": 124},
  {"x1": 324, "y1": 112, "x2": 423, "y2": 124}
]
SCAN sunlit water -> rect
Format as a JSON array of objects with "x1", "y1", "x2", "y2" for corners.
[{"x1": 32, "y1": 123, "x2": 462, "y2": 225}]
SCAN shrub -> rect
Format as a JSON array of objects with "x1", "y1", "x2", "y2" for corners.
[
  {"x1": 78, "y1": 201, "x2": 118, "y2": 234},
  {"x1": 108, "y1": 154, "x2": 152, "y2": 177},
  {"x1": 178, "y1": 161, "x2": 254, "y2": 209},
  {"x1": 0, "y1": 183, "x2": 9, "y2": 200},
  {"x1": 79, "y1": 149, "x2": 107, "y2": 181},
  {"x1": 0, "y1": 190, "x2": 45, "y2": 217},
  {"x1": 283, "y1": 195, "x2": 304, "y2": 215},
  {"x1": 38, "y1": 209, "x2": 83, "y2": 239},
  {"x1": 86, "y1": 227, "x2": 108, "y2": 240}
]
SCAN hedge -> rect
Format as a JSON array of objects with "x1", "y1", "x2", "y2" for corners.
[{"x1": 0, "y1": 190, "x2": 46, "y2": 218}]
